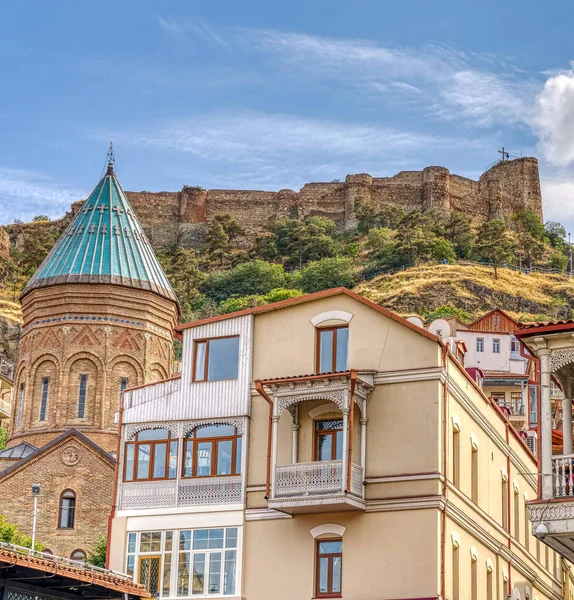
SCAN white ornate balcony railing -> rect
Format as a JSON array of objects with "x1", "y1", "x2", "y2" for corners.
[
  {"x1": 179, "y1": 476, "x2": 242, "y2": 506},
  {"x1": 552, "y1": 454, "x2": 574, "y2": 498},
  {"x1": 273, "y1": 460, "x2": 363, "y2": 498},
  {"x1": 120, "y1": 476, "x2": 242, "y2": 510}
]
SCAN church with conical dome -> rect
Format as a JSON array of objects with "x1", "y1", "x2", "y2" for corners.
[{"x1": 0, "y1": 151, "x2": 179, "y2": 558}]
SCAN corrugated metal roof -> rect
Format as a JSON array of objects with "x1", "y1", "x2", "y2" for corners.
[{"x1": 22, "y1": 161, "x2": 177, "y2": 304}]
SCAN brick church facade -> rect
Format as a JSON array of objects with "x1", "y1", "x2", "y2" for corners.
[{"x1": 0, "y1": 155, "x2": 179, "y2": 559}]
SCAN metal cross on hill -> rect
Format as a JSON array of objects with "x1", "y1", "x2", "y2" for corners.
[{"x1": 498, "y1": 146, "x2": 510, "y2": 161}]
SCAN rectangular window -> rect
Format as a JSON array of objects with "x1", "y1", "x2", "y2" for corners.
[
  {"x1": 182, "y1": 426, "x2": 242, "y2": 478},
  {"x1": 317, "y1": 326, "x2": 349, "y2": 373},
  {"x1": 493, "y1": 338, "x2": 501, "y2": 353},
  {"x1": 193, "y1": 337, "x2": 240, "y2": 382},
  {"x1": 17, "y1": 383, "x2": 24, "y2": 428},
  {"x1": 486, "y1": 570, "x2": 493, "y2": 600},
  {"x1": 476, "y1": 338, "x2": 484, "y2": 352},
  {"x1": 471, "y1": 560, "x2": 477, "y2": 600},
  {"x1": 315, "y1": 539, "x2": 342, "y2": 598},
  {"x1": 120, "y1": 377, "x2": 129, "y2": 397},
  {"x1": 315, "y1": 420, "x2": 344, "y2": 462},
  {"x1": 471, "y1": 448, "x2": 478, "y2": 504},
  {"x1": 78, "y1": 374, "x2": 88, "y2": 418},
  {"x1": 493, "y1": 314, "x2": 501, "y2": 327},
  {"x1": 511, "y1": 338, "x2": 520, "y2": 352},
  {"x1": 39, "y1": 377, "x2": 49, "y2": 422},
  {"x1": 492, "y1": 392, "x2": 506, "y2": 406},
  {"x1": 452, "y1": 547, "x2": 459, "y2": 600},
  {"x1": 124, "y1": 429, "x2": 178, "y2": 482},
  {"x1": 502, "y1": 478, "x2": 509, "y2": 531},
  {"x1": 514, "y1": 491, "x2": 520, "y2": 541},
  {"x1": 511, "y1": 391, "x2": 523, "y2": 416},
  {"x1": 452, "y1": 430, "x2": 460, "y2": 488}
]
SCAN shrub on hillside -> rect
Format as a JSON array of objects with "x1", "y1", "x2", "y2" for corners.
[
  {"x1": 299, "y1": 257, "x2": 358, "y2": 293},
  {"x1": 201, "y1": 260, "x2": 288, "y2": 303}
]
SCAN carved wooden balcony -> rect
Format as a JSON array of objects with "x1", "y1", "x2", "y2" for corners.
[{"x1": 268, "y1": 461, "x2": 365, "y2": 514}]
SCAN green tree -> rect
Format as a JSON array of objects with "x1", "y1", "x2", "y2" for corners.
[
  {"x1": 0, "y1": 515, "x2": 43, "y2": 550},
  {"x1": 218, "y1": 288, "x2": 303, "y2": 314},
  {"x1": 272, "y1": 217, "x2": 337, "y2": 270},
  {"x1": 158, "y1": 247, "x2": 205, "y2": 321},
  {"x1": 0, "y1": 428, "x2": 7, "y2": 451},
  {"x1": 299, "y1": 257, "x2": 358, "y2": 293},
  {"x1": 204, "y1": 220, "x2": 230, "y2": 265},
  {"x1": 354, "y1": 197, "x2": 378, "y2": 234},
  {"x1": 445, "y1": 213, "x2": 474, "y2": 258},
  {"x1": 213, "y1": 214, "x2": 245, "y2": 241},
  {"x1": 201, "y1": 260, "x2": 288, "y2": 303},
  {"x1": 85, "y1": 535, "x2": 107, "y2": 568},
  {"x1": 32, "y1": 215, "x2": 50, "y2": 222},
  {"x1": 11, "y1": 227, "x2": 60, "y2": 278},
  {"x1": 474, "y1": 219, "x2": 515, "y2": 279},
  {"x1": 550, "y1": 252, "x2": 569, "y2": 272},
  {"x1": 250, "y1": 233, "x2": 279, "y2": 262},
  {"x1": 513, "y1": 210, "x2": 545, "y2": 268},
  {"x1": 545, "y1": 221, "x2": 567, "y2": 248},
  {"x1": 423, "y1": 305, "x2": 471, "y2": 323}
]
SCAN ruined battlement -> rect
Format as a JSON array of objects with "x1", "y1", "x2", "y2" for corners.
[{"x1": 71, "y1": 157, "x2": 542, "y2": 249}]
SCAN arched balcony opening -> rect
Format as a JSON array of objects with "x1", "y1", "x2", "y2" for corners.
[{"x1": 257, "y1": 370, "x2": 373, "y2": 513}]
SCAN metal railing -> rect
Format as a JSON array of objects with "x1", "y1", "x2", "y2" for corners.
[
  {"x1": 120, "y1": 476, "x2": 243, "y2": 510},
  {"x1": 0, "y1": 541, "x2": 132, "y2": 581},
  {"x1": 273, "y1": 460, "x2": 363, "y2": 498}
]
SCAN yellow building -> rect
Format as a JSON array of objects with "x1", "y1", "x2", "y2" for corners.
[{"x1": 109, "y1": 288, "x2": 567, "y2": 600}]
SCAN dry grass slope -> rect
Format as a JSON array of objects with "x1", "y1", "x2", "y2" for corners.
[{"x1": 355, "y1": 264, "x2": 574, "y2": 322}]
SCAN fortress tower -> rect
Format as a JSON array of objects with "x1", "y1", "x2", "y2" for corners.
[{"x1": 8, "y1": 157, "x2": 179, "y2": 453}]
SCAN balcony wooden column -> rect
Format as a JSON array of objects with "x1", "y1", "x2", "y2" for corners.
[
  {"x1": 341, "y1": 407, "x2": 349, "y2": 494},
  {"x1": 565, "y1": 377, "x2": 573, "y2": 456},
  {"x1": 540, "y1": 348, "x2": 553, "y2": 499},
  {"x1": 291, "y1": 405, "x2": 299, "y2": 464},
  {"x1": 270, "y1": 412, "x2": 280, "y2": 499}
]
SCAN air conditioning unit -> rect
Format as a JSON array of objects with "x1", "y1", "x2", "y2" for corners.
[{"x1": 526, "y1": 431, "x2": 538, "y2": 457}]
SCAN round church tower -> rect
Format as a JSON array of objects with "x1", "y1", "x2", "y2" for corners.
[{"x1": 9, "y1": 157, "x2": 179, "y2": 453}]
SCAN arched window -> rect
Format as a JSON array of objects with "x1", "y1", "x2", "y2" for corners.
[
  {"x1": 70, "y1": 549, "x2": 86, "y2": 561},
  {"x1": 77, "y1": 374, "x2": 88, "y2": 418},
  {"x1": 183, "y1": 425, "x2": 242, "y2": 478},
  {"x1": 58, "y1": 490, "x2": 76, "y2": 529},
  {"x1": 124, "y1": 429, "x2": 177, "y2": 482}
]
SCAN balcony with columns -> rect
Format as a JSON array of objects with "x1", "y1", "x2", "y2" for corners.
[
  {"x1": 516, "y1": 324, "x2": 574, "y2": 561},
  {"x1": 255, "y1": 370, "x2": 374, "y2": 514}
]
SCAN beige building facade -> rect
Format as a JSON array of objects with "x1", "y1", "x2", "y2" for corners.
[{"x1": 109, "y1": 288, "x2": 566, "y2": 600}]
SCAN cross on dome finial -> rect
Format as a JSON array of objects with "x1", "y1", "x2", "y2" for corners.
[{"x1": 106, "y1": 141, "x2": 115, "y2": 175}]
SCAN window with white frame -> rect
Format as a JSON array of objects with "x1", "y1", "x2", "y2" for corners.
[
  {"x1": 493, "y1": 338, "x2": 501, "y2": 353},
  {"x1": 126, "y1": 528, "x2": 239, "y2": 598},
  {"x1": 476, "y1": 338, "x2": 484, "y2": 353},
  {"x1": 511, "y1": 337, "x2": 520, "y2": 353}
]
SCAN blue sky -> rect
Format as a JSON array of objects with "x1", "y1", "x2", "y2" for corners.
[{"x1": 3, "y1": 0, "x2": 574, "y2": 231}]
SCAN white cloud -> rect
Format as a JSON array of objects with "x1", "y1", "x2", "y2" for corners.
[
  {"x1": 532, "y1": 72, "x2": 574, "y2": 166},
  {"x1": 157, "y1": 15, "x2": 228, "y2": 47},
  {"x1": 540, "y1": 178, "x2": 574, "y2": 232},
  {"x1": 441, "y1": 70, "x2": 533, "y2": 126},
  {"x1": 0, "y1": 168, "x2": 86, "y2": 224},
  {"x1": 92, "y1": 111, "x2": 483, "y2": 164}
]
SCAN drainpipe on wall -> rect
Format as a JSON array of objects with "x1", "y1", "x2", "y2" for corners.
[
  {"x1": 441, "y1": 345, "x2": 448, "y2": 600},
  {"x1": 506, "y1": 422, "x2": 512, "y2": 598},
  {"x1": 105, "y1": 391, "x2": 124, "y2": 569},
  {"x1": 254, "y1": 381, "x2": 273, "y2": 499}
]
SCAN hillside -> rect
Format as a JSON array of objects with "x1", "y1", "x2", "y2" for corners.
[{"x1": 356, "y1": 263, "x2": 574, "y2": 322}]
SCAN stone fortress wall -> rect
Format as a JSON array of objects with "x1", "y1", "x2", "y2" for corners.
[{"x1": 70, "y1": 157, "x2": 541, "y2": 250}]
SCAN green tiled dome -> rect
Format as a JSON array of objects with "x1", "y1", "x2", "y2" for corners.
[{"x1": 22, "y1": 161, "x2": 177, "y2": 303}]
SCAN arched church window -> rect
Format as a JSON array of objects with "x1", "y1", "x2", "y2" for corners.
[
  {"x1": 39, "y1": 377, "x2": 49, "y2": 422},
  {"x1": 183, "y1": 425, "x2": 242, "y2": 478},
  {"x1": 124, "y1": 429, "x2": 178, "y2": 482},
  {"x1": 58, "y1": 490, "x2": 76, "y2": 529},
  {"x1": 77, "y1": 374, "x2": 88, "y2": 418}
]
